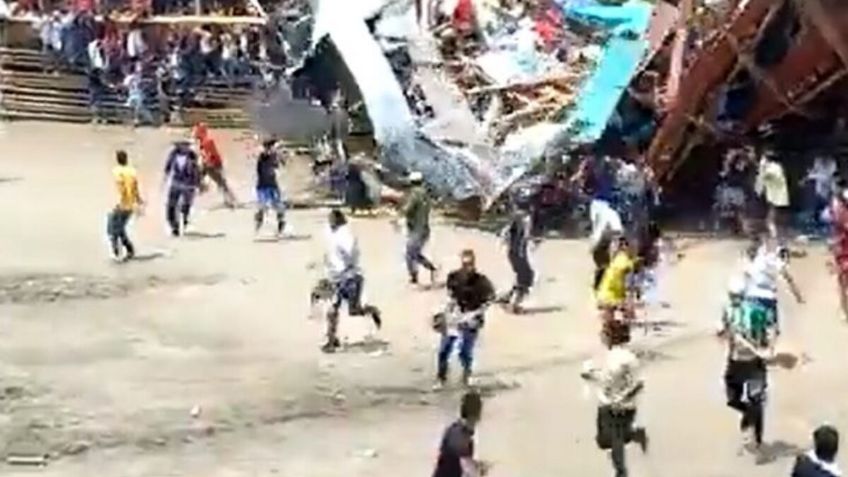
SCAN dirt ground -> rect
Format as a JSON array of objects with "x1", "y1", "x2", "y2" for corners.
[{"x1": 0, "y1": 122, "x2": 847, "y2": 477}]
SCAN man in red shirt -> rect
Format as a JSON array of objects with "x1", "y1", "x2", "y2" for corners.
[{"x1": 193, "y1": 122, "x2": 237, "y2": 208}]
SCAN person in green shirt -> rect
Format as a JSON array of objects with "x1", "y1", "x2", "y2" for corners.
[{"x1": 402, "y1": 172, "x2": 438, "y2": 285}]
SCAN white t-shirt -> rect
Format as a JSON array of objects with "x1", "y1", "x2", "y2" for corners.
[
  {"x1": 583, "y1": 346, "x2": 641, "y2": 409},
  {"x1": 87, "y1": 39, "x2": 105, "y2": 70},
  {"x1": 590, "y1": 199, "x2": 623, "y2": 246},
  {"x1": 808, "y1": 158, "x2": 837, "y2": 199},
  {"x1": 126, "y1": 29, "x2": 146, "y2": 58},
  {"x1": 744, "y1": 247, "x2": 786, "y2": 300},
  {"x1": 325, "y1": 224, "x2": 360, "y2": 283}
]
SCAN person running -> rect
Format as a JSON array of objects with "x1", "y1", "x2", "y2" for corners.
[
  {"x1": 401, "y1": 171, "x2": 438, "y2": 285},
  {"x1": 596, "y1": 235, "x2": 638, "y2": 323},
  {"x1": 742, "y1": 237, "x2": 804, "y2": 336},
  {"x1": 717, "y1": 277, "x2": 775, "y2": 452},
  {"x1": 433, "y1": 250, "x2": 495, "y2": 389},
  {"x1": 254, "y1": 139, "x2": 287, "y2": 237},
  {"x1": 792, "y1": 425, "x2": 841, "y2": 477},
  {"x1": 107, "y1": 150, "x2": 144, "y2": 261},
  {"x1": 163, "y1": 140, "x2": 201, "y2": 237},
  {"x1": 829, "y1": 184, "x2": 848, "y2": 321},
  {"x1": 497, "y1": 202, "x2": 536, "y2": 313},
  {"x1": 581, "y1": 319, "x2": 648, "y2": 477},
  {"x1": 432, "y1": 390, "x2": 489, "y2": 477},
  {"x1": 574, "y1": 155, "x2": 624, "y2": 254},
  {"x1": 322, "y1": 209, "x2": 382, "y2": 353},
  {"x1": 193, "y1": 122, "x2": 236, "y2": 208}
]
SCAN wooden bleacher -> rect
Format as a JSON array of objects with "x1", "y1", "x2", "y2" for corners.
[{"x1": 0, "y1": 47, "x2": 253, "y2": 127}]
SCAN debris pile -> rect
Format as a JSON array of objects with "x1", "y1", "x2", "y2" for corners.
[
  {"x1": 298, "y1": 0, "x2": 659, "y2": 204},
  {"x1": 406, "y1": 0, "x2": 605, "y2": 144}
]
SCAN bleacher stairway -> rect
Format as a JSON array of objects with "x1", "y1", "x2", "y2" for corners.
[{"x1": 0, "y1": 47, "x2": 253, "y2": 127}]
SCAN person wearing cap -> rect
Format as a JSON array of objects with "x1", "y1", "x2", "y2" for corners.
[
  {"x1": 581, "y1": 319, "x2": 648, "y2": 477},
  {"x1": 401, "y1": 171, "x2": 438, "y2": 285},
  {"x1": 435, "y1": 250, "x2": 495, "y2": 389},
  {"x1": 321, "y1": 209, "x2": 382, "y2": 353},
  {"x1": 718, "y1": 274, "x2": 774, "y2": 452},
  {"x1": 163, "y1": 139, "x2": 201, "y2": 237},
  {"x1": 254, "y1": 139, "x2": 287, "y2": 237},
  {"x1": 792, "y1": 426, "x2": 841, "y2": 477},
  {"x1": 193, "y1": 123, "x2": 236, "y2": 208},
  {"x1": 829, "y1": 183, "x2": 848, "y2": 321}
]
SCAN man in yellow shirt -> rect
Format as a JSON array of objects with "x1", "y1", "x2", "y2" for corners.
[
  {"x1": 596, "y1": 235, "x2": 637, "y2": 322},
  {"x1": 108, "y1": 150, "x2": 144, "y2": 262}
]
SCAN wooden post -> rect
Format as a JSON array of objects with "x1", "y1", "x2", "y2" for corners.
[{"x1": 194, "y1": 0, "x2": 201, "y2": 15}]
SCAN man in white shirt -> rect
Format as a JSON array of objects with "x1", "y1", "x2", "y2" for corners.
[
  {"x1": 743, "y1": 238, "x2": 804, "y2": 335},
  {"x1": 581, "y1": 319, "x2": 648, "y2": 477},
  {"x1": 322, "y1": 209, "x2": 382, "y2": 353}
]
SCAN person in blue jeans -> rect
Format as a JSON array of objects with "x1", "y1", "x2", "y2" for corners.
[
  {"x1": 254, "y1": 140, "x2": 287, "y2": 236},
  {"x1": 434, "y1": 250, "x2": 494, "y2": 389},
  {"x1": 163, "y1": 140, "x2": 200, "y2": 236}
]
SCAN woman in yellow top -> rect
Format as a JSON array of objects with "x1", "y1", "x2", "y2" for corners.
[
  {"x1": 596, "y1": 235, "x2": 637, "y2": 322},
  {"x1": 108, "y1": 150, "x2": 144, "y2": 262}
]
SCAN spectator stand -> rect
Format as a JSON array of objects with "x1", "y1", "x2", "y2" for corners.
[{"x1": 0, "y1": 12, "x2": 266, "y2": 127}]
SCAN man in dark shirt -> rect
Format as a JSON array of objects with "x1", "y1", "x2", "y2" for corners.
[
  {"x1": 792, "y1": 426, "x2": 841, "y2": 477},
  {"x1": 498, "y1": 204, "x2": 536, "y2": 313},
  {"x1": 435, "y1": 250, "x2": 495, "y2": 389},
  {"x1": 163, "y1": 140, "x2": 201, "y2": 237},
  {"x1": 254, "y1": 139, "x2": 287, "y2": 237},
  {"x1": 433, "y1": 390, "x2": 488, "y2": 477},
  {"x1": 402, "y1": 172, "x2": 438, "y2": 285}
]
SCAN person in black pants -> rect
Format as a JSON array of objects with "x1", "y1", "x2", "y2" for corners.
[
  {"x1": 498, "y1": 205, "x2": 536, "y2": 313},
  {"x1": 581, "y1": 319, "x2": 648, "y2": 477},
  {"x1": 717, "y1": 281, "x2": 775, "y2": 452}
]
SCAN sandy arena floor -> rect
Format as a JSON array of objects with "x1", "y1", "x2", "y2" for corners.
[{"x1": 0, "y1": 122, "x2": 847, "y2": 476}]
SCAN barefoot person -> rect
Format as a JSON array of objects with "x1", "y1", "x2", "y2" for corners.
[
  {"x1": 254, "y1": 140, "x2": 287, "y2": 237},
  {"x1": 401, "y1": 171, "x2": 438, "y2": 286},
  {"x1": 434, "y1": 250, "x2": 495, "y2": 389},
  {"x1": 107, "y1": 150, "x2": 144, "y2": 261},
  {"x1": 581, "y1": 319, "x2": 648, "y2": 477},
  {"x1": 193, "y1": 122, "x2": 236, "y2": 207},
  {"x1": 321, "y1": 209, "x2": 382, "y2": 353},
  {"x1": 829, "y1": 185, "x2": 848, "y2": 321},
  {"x1": 163, "y1": 140, "x2": 201, "y2": 237},
  {"x1": 432, "y1": 390, "x2": 489, "y2": 477}
]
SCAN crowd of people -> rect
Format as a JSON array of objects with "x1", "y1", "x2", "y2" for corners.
[
  {"x1": 27, "y1": 9, "x2": 283, "y2": 124},
  {"x1": 103, "y1": 118, "x2": 845, "y2": 477}
]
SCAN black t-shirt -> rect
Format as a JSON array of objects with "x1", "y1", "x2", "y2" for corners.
[
  {"x1": 433, "y1": 420, "x2": 474, "y2": 477},
  {"x1": 256, "y1": 150, "x2": 279, "y2": 189},
  {"x1": 446, "y1": 270, "x2": 495, "y2": 313}
]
